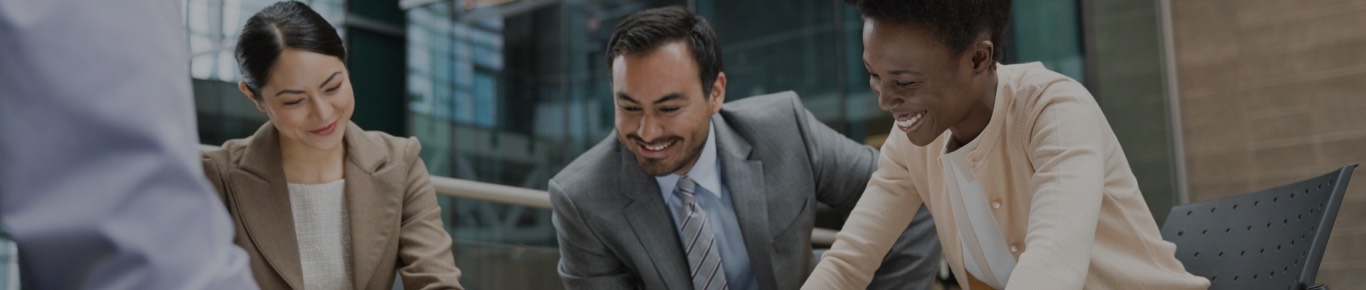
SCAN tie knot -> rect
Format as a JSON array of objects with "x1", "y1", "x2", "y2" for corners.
[{"x1": 676, "y1": 176, "x2": 697, "y2": 196}]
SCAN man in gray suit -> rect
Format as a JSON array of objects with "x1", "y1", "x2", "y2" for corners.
[{"x1": 549, "y1": 7, "x2": 938, "y2": 290}]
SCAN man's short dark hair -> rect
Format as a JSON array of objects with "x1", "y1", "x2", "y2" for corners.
[
  {"x1": 606, "y1": 6, "x2": 724, "y2": 95},
  {"x1": 844, "y1": 0, "x2": 1011, "y2": 61}
]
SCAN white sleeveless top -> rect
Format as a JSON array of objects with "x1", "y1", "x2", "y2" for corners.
[{"x1": 941, "y1": 137, "x2": 1017, "y2": 289}]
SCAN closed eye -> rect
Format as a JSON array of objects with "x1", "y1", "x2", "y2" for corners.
[
  {"x1": 284, "y1": 99, "x2": 304, "y2": 106},
  {"x1": 659, "y1": 106, "x2": 679, "y2": 113}
]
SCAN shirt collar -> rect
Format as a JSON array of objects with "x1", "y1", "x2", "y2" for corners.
[{"x1": 655, "y1": 122, "x2": 723, "y2": 199}]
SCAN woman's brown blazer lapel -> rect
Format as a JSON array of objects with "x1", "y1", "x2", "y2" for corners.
[{"x1": 220, "y1": 122, "x2": 407, "y2": 289}]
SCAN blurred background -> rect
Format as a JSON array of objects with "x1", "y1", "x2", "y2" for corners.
[{"x1": 185, "y1": 0, "x2": 1366, "y2": 288}]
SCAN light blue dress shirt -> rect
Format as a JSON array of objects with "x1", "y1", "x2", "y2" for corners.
[
  {"x1": 655, "y1": 123, "x2": 759, "y2": 290},
  {"x1": 0, "y1": 0, "x2": 258, "y2": 288}
]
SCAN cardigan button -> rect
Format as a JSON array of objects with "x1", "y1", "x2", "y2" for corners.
[
  {"x1": 1009, "y1": 244, "x2": 1020, "y2": 253},
  {"x1": 991, "y1": 201, "x2": 1002, "y2": 209}
]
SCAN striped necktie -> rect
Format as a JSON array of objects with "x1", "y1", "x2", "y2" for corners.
[{"x1": 675, "y1": 176, "x2": 729, "y2": 290}]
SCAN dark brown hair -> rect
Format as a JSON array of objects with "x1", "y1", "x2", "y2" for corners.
[
  {"x1": 844, "y1": 0, "x2": 1012, "y2": 61},
  {"x1": 235, "y1": 1, "x2": 345, "y2": 98},
  {"x1": 605, "y1": 6, "x2": 724, "y2": 95}
]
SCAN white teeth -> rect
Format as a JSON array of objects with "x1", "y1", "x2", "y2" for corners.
[
  {"x1": 896, "y1": 111, "x2": 925, "y2": 128},
  {"x1": 643, "y1": 140, "x2": 673, "y2": 151}
]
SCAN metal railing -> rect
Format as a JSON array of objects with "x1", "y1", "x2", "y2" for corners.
[
  {"x1": 427, "y1": 174, "x2": 839, "y2": 246},
  {"x1": 199, "y1": 144, "x2": 839, "y2": 245}
]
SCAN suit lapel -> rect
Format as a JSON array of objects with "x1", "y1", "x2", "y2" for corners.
[
  {"x1": 230, "y1": 124, "x2": 304, "y2": 289},
  {"x1": 712, "y1": 117, "x2": 778, "y2": 290},
  {"x1": 341, "y1": 123, "x2": 400, "y2": 289},
  {"x1": 230, "y1": 122, "x2": 398, "y2": 289},
  {"x1": 616, "y1": 143, "x2": 691, "y2": 289}
]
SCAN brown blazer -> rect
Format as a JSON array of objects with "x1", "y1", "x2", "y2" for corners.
[{"x1": 202, "y1": 122, "x2": 464, "y2": 290}]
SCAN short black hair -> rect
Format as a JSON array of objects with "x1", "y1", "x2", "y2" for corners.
[
  {"x1": 235, "y1": 1, "x2": 346, "y2": 98},
  {"x1": 844, "y1": 0, "x2": 1011, "y2": 61},
  {"x1": 605, "y1": 6, "x2": 724, "y2": 95}
]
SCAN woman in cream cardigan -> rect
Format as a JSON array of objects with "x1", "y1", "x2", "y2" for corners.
[
  {"x1": 201, "y1": 2, "x2": 463, "y2": 289},
  {"x1": 803, "y1": 1, "x2": 1209, "y2": 289}
]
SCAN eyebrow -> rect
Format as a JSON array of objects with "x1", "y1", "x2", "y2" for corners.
[
  {"x1": 616, "y1": 92, "x2": 686, "y2": 104},
  {"x1": 320, "y1": 71, "x2": 342, "y2": 89},
  {"x1": 863, "y1": 60, "x2": 919, "y2": 76},
  {"x1": 272, "y1": 71, "x2": 343, "y2": 98},
  {"x1": 273, "y1": 89, "x2": 305, "y2": 98}
]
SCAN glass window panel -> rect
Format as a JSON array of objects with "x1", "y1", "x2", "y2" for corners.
[
  {"x1": 1009, "y1": 0, "x2": 1087, "y2": 82},
  {"x1": 697, "y1": 0, "x2": 847, "y2": 128}
]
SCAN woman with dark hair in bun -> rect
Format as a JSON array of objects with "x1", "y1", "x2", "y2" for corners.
[{"x1": 201, "y1": 2, "x2": 464, "y2": 289}]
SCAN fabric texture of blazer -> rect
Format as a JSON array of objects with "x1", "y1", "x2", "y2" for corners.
[
  {"x1": 804, "y1": 63, "x2": 1211, "y2": 290},
  {"x1": 548, "y1": 91, "x2": 940, "y2": 290},
  {"x1": 202, "y1": 122, "x2": 464, "y2": 290}
]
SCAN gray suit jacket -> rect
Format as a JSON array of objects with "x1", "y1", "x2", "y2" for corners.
[{"x1": 549, "y1": 92, "x2": 939, "y2": 290}]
